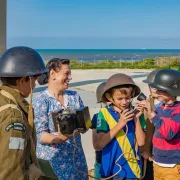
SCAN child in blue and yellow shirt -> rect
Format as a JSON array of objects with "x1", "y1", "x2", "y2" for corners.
[{"x1": 96, "y1": 73, "x2": 145, "y2": 180}]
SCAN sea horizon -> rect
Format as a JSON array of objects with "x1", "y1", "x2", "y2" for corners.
[{"x1": 36, "y1": 48, "x2": 180, "y2": 62}]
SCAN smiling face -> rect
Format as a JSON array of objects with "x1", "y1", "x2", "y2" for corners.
[{"x1": 51, "y1": 64, "x2": 72, "y2": 91}]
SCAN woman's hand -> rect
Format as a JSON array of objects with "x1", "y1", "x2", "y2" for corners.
[{"x1": 52, "y1": 130, "x2": 80, "y2": 143}]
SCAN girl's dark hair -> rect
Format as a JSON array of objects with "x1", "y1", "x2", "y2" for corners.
[{"x1": 37, "y1": 58, "x2": 70, "y2": 85}]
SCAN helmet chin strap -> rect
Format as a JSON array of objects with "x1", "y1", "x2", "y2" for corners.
[
  {"x1": 28, "y1": 77, "x2": 34, "y2": 133},
  {"x1": 28, "y1": 77, "x2": 40, "y2": 166}
]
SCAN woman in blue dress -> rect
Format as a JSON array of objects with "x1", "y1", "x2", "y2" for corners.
[{"x1": 33, "y1": 58, "x2": 88, "y2": 180}]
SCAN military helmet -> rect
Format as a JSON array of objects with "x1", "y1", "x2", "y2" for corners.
[
  {"x1": 96, "y1": 82, "x2": 106, "y2": 103},
  {"x1": 102, "y1": 73, "x2": 141, "y2": 102},
  {"x1": 143, "y1": 70, "x2": 159, "y2": 84},
  {"x1": 0, "y1": 46, "x2": 48, "y2": 77},
  {"x1": 149, "y1": 69, "x2": 180, "y2": 96}
]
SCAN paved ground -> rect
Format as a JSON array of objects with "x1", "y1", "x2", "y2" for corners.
[{"x1": 31, "y1": 69, "x2": 153, "y2": 169}]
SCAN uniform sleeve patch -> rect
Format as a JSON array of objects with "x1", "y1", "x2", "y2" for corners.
[
  {"x1": 5, "y1": 122, "x2": 26, "y2": 134},
  {"x1": 9, "y1": 137, "x2": 25, "y2": 150}
]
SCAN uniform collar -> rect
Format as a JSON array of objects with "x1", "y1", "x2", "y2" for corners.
[{"x1": 0, "y1": 86, "x2": 29, "y2": 115}]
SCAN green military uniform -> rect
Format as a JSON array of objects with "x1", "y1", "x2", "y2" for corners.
[
  {"x1": 0, "y1": 46, "x2": 52, "y2": 180},
  {"x1": 0, "y1": 86, "x2": 39, "y2": 180}
]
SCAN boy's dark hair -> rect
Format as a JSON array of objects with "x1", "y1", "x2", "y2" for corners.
[
  {"x1": 1, "y1": 77, "x2": 29, "y2": 86},
  {"x1": 37, "y1": 58, "x2": 70, "y2": 85}
]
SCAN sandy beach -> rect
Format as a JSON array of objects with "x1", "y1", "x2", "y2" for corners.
[{"x1": 31, "y1": 69, "x2": 153, "y2": 169}]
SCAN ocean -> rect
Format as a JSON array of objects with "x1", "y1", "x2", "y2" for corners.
[{"x1": 36, "y1": 49, "x2": 180, "y2": 62}]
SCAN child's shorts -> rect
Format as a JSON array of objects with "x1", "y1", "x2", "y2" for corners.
[{"x1": 153, "y1": 163, "x2": 180, "y2": 180}]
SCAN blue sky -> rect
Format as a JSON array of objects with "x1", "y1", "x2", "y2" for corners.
[{"x1": 7, "y1": 0, "x2": 180, "y2": 49}]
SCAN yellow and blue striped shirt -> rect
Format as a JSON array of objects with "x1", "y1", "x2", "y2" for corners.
[{"x1": 97, "y1": 105, "x2": 142, "y2": 179}]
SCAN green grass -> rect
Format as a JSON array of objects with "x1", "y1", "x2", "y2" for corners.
[
  {"x1": 70, "y1": 58, "x2": 157, "y2": 69},
  {"x1": 46, "y1": 57, "x2": 180, "y2": 70}
]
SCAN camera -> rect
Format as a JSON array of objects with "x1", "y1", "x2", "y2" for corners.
[
  {"x1": 52, "y1": 106, "x2": 92, "y2": 135},
  {"x1": 133, "y1": 92, "x2": 147, "y2": 115}
]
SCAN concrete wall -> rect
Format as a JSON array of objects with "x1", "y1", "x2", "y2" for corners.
[{"x1": 0, "y1": 0, "x2": 6, "y2": 55}]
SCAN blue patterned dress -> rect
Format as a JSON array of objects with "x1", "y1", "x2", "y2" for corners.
[{"x1": 33, "y1": 90, "x2": 88, "y2": 180}]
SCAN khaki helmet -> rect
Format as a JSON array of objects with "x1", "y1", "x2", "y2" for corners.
[
  {"x1": 96, "y1": 82, "x2": 106, "y2": 103},
  {"x1": 143, "y1": 70, "x2": 159, "y2": 84},
  {"x1": 102, "y1": 73, "x2": 141, "y2": 102}
]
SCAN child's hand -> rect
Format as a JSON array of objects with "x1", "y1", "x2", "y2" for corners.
[
  {"x1": 137, "y1": 100, "x2": 155, "y2": 118},
  {"x1": 134, "y1": 105, "x2": 144, "y2": 118},
  {"x1": 141, "y1": 151, "x2": 150, "y2": 160},
  {"x1": 118, "y1": 109, "x2": 134, "y2": 127}
]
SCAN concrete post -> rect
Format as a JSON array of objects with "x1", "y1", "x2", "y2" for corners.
[{"x1": 0, "y1": 0, "x2": 7, "y2": 55}]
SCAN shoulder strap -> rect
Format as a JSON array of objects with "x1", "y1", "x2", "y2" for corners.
[
  {"x1": 0, "y1": 104, "x2": 22, "y2": 114},
  {"x1": 0, "y1": 89, "x2": 34, "y2": 130},
  {"x1": 0, "y1": 90, "x2": 18, "y2": 104},
  {"x1": 0, "y1": 89, "x2": 23, "y2": 118}
]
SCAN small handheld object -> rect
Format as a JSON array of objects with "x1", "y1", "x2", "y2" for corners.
[
  {"x1": 133, "y1": 92, "x2": 147, "y2": 115},
  {"x1": 52, "y1": 106, "x2": 92, "y2": 135}
]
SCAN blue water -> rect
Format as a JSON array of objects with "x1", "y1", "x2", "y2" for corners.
[{"x1": 36, "y1": 49, "x2": 180, "y2": 62}]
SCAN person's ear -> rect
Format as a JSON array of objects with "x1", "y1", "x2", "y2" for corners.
[
  {"x1": 16, "y1": 77, "x2": 25, "y2": 87},
  {"x1": 50, "y1": 69, "x2": 56, "y2": 80}
]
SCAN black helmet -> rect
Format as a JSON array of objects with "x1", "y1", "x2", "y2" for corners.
[
  {"x1": 143, "y1": 70, "x2": 159, "y2": 84},
  {"x1": 149, "y1": 69, "x2": 180, "y2": 96},
  {"x1": 0, "y1": 46, "x2": 48, "y2": 77}
]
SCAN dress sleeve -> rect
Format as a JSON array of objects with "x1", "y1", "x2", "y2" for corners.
[
  {"x1": 77, "y1": 93, "x2": 84, "y2": 108},
  {"x1": 33, "y1": 95, "x2": 49, "y2": 142}
]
